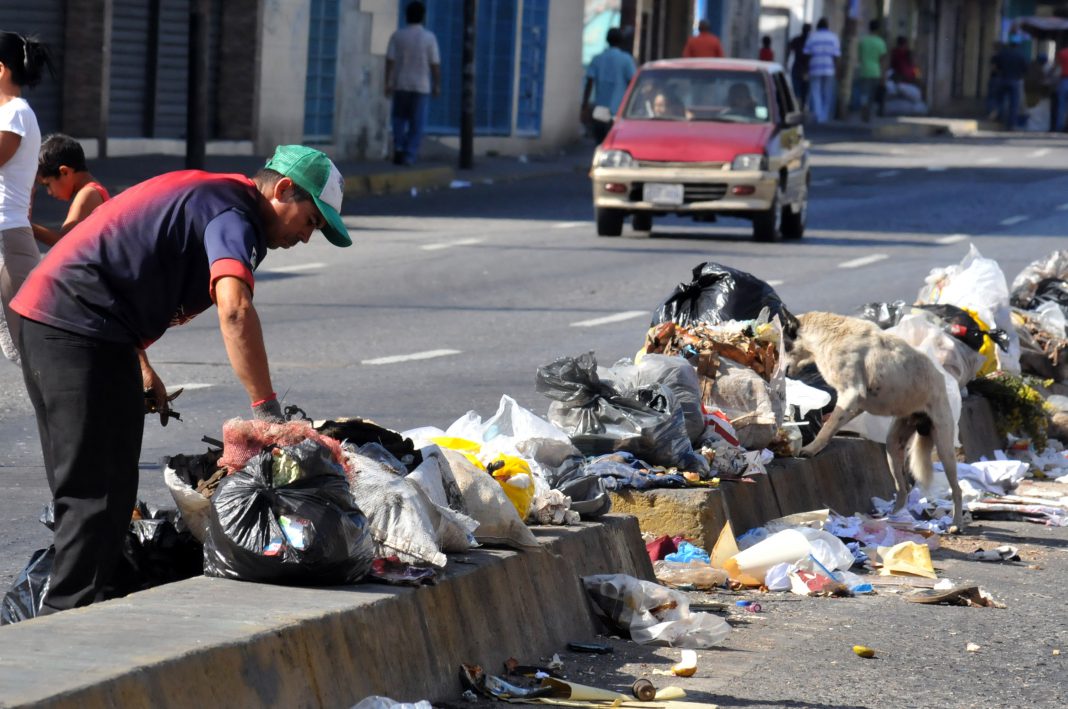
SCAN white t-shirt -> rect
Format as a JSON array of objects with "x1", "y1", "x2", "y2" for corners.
[
  {"x1": 0, "y1": 98, "x2": 41, "y2": 229},
  {"x1": 386, "y1": 24, "x2": 441, "y2": 94}
]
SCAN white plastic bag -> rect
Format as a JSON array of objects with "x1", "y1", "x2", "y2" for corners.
[
  {"x1": 582, "y1": 574, "x2": 731, "y2": 649},
  {"x1": 918, "y1": 244, "x2": 1020, "y2": 373}
]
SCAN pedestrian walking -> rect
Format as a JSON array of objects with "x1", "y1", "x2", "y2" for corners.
[
  {"x1": 786, "y1": 23, "x2": 812, "y2": 110},
  {"x1": 991, "y1": 40, "x2": 1028, "y2": 130},
  {"x1": 759, "y1": 36, "x2": 774, "y2": 62},
  {"x1": 804, "y1": 18, "x2": 841, "y2": 124},
  {"x1": 1055, "y1": 42, "x2": 1068, "y2": 132},
  {"x1": 11, "y1": 144, "x2": 352, "y2": 615},
  {"x1": 682, "y1": 20, "x2": 724, "y2": 58},
  {"x1": 0, "y1": 31, "x2": 54, "y2": 365},
  {"x1": 855, "y1": 19, "x2": 887, "y2": 122},
  {"x1": 385, "y1": 1, "x2": 440, "y2": 166},
  {"x1": 32, "y1": 133, "x2": 110, "y2": 247},
  {"x1": 581, "y1": 28, "x2": 636, "y2": 143}
]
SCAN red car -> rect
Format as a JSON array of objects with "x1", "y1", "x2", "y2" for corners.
[{"x1": 589, "y1": 58, "x2": 810, "y2": 241}]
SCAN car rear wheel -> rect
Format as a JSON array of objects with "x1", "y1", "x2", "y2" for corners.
[
  {"x1": 782, "y1": 195, "x2": 807, "y2": 239},
  {"x1": 631, "y1": 213, "x2": 653, "y2": 232},
  {"x1": 596, "y1": 208, "x2": 625, "y2": 237},
  {"x1": 752, "y1": 190, "x2": 783, "y2": 242}
]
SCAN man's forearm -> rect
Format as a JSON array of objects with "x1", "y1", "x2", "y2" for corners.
[{"x1": 216, "y1": 279, "x2": 274, "y2": 403}]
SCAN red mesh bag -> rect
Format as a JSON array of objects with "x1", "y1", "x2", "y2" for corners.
[{"x1": 218, "y1": 418, "x2": 350, "y2": 476}]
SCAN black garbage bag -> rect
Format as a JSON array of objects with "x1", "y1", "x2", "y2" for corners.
[
  {"x1": 0, "y1": 547, "x2": 54, "y2": 625},
  {"x1": 204, "y1": 439, "x2": 374, "y2": 585},
  {"x1": 791, "y1": 363, "x2": 838, "y2": 446},
  {"x1": 1, "y1": 501, "x2": 203, "y2": 624},
  {"x1": 535, "y1": 352, "x2": 709, "y2": 474},
  {"x1": 651, "y1": 262, "x2": 798, "y2": 329},
  {"x1": 1030, "y1": 278, "x2": 1068, "y2": 320},
  {"x1": 857, "y1": 300, "x2": 909, "y2": 329}
]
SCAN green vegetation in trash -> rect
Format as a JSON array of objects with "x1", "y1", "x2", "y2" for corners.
[{"x1": 967, "y1": 371, "x2": 1053, "y2": 451}]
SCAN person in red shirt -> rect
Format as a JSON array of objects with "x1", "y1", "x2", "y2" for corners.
[
  {"x1": 683, "y1": 20, "x2": 724, "y2": 58},
  {"x1": 759, "y1": 36, "x2": 774, "y2": 62},
  {"x1": 32, "y1": 133, "x2": 110, "y2": 247},
  {"x1": 1055, "y1": 45, "x2": 1068, "y2": 132}
]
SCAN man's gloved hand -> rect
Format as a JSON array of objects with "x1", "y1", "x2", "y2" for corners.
[{"x1": 252, "y1": 394, "x2": 285, "y2": 423}]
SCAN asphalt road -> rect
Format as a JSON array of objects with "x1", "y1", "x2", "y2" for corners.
[{"x1": 2, "y1": 129, "x2": 1068, "y2": 705}]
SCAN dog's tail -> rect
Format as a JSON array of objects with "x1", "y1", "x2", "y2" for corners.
[{"x1": 906, "y1": 413, "x2": 935, "y2": 489}]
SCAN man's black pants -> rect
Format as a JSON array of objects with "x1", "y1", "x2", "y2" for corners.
[{"x1": 19, "y1": 319, "x2": 144, "y2": 613}]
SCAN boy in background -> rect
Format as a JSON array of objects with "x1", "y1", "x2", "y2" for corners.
[{"x1": 31, "y1": 134, "x2": 109, "y2": 246}]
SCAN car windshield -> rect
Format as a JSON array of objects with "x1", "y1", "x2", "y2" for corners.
[{"x1": 623, "y1": 69, "x2": 771, "y2": 123}]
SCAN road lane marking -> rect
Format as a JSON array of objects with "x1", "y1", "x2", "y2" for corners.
[
  {"x1": 552, "y1": 221, "x2": 589, "y2": 229},
  {"x1": 421, "y1": 238, "x2": 484, "y2": 251},
  {"x1": 767, "y1": 279, "x2": 785, "y2": 287},
  {"x1": 570, "y1": 310, "x2": 648, "y2": 328},
  {"x1": 169, "y1": 383, "x2": 214, "y2": 391},
  {"x1": 1000, "y1": 215, "x2": 1028, "y2": 226},
  {"x1": 361, "y1": 349, "x2": 462, "y2": 365},
  {"x1": 1058, "y1": 202, "x2": 1068, "y2": 211},
  {"x1": 263, "y1": 261, "x2": 326, "y2": 274},
  {"x1": 926, "y1": 166, "x2": 948, "y2": 172},
  {"x1": 838, "y1": 253, "x2": 888, "y2": 269},
  {"x1": 876, "y1": 170, "x2": 900, "y2": 178},
  {"x1": 978, "y1": 157, "x2": 1001, "y2": 165},
  {"x1": 1030, "y1": 148, "x2": 1051, "y2": 158},
  {"x1": 936, "y1": 234, "x2": 969, "y2": 245},
  {"x1": 811, "y1": 178, "x2": 835, "y2": 187}
]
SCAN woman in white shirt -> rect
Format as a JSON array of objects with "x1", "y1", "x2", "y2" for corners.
[{"x1": 0, "y1": 31, "x2": 54, "y2": 363}]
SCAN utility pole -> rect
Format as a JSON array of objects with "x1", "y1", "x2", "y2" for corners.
[
  {"x1": 836, "y1": 3, "x2": 859, "y2": 121},
  {"x1": 459, "y1": 0, "x2": 477, "y2": 170},
  {"x1": 99, "y1": 0, "x2": 113, "y2": 159},
  {"x1": 186, "y1": 0, "x2": 211, "y2": 170}
]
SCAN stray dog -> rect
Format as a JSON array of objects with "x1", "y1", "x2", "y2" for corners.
[{"x1": 783, "y1": 311, "x2": 963, "y2": 531}]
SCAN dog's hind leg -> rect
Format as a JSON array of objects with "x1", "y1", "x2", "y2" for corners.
[
  {"x1": 799, "y1": 393, "x2": 861, "y2": 458},
  {"x1": 885, "y1": 417, "x2": 913, "y2": 513},
  {"x1": 933, "y1": 423, "x2": 964, "y2": 532}
]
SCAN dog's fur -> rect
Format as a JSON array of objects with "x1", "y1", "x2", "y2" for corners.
[{"x1": 783, "y1": 311, "x2": 963, "y2": 530}]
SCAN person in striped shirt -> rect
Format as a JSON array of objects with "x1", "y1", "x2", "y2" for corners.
[{"x1": 803, "y1": 18, "x2": 841, "y2": 123}]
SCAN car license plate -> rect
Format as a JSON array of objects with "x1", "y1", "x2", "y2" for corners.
[{"x1": 643, "y1": 183, "x2": 683, "y2": 205}]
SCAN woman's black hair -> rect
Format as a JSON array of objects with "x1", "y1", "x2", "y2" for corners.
[{"x1": 0, "y1": 31, "x2": 57, "y2": 88}]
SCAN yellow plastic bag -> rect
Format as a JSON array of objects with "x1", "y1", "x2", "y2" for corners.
[
  {"x1": 878, "y1": 541, "x2": 936, "y2": 579},
  {"x1": 963, "y1": 307, "x2": 998, "y2": 377},
  {"x1": 430, "y1": 436, "x2": 484, "y2": 470},
  {"x1": 486, "y1": 454, "x2": 535, "y2": 520}
]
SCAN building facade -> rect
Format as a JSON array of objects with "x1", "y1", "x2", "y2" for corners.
[{"x1": 0, "y1": 0, "x2": 586, "y2": 160}]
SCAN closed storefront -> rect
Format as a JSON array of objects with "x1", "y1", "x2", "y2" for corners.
[
  {"x1": 0, "y1": 0, "x2": 65, "y2": 134},
  {"x1": 109, "y1": 0, "x2": 221, "y2": 139}
]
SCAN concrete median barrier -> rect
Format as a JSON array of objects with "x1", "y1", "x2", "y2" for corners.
[{"x1": 0, "y1": 516, "x2": 651, "y2": 708}]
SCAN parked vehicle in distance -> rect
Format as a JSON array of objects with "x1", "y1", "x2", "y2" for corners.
[{"x1": 589, "y1": 58, "x2": 810, "y2": 241}]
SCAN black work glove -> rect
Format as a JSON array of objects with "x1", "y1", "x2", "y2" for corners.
[{"x1": 252, "y1": 397, "x2": 285, "y2": 423}]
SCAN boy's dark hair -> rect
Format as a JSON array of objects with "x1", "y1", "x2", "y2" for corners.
[
  {"x1": 762, "y1": 36, "x2": 771, "y2": 46},
  {"x1": 606, "y1": 28, "x2": 623, "y2": 47},
  {"x1": 38, "y1": 133, "x2": 87, "y2": 178},
  {"x1": 869, "y1": 19, "x2": 880, "y2": 33},
  {"x1": 252, "y1": 168, "x2": 314, "y2": 202},
  {"x1": 405, "y1": 1, "x2": 425, "y2": 24},
  {"x1": 816, "y1": 17, "x2": 829, "y2": 30},
  {"x1": 0, "y1": 32, "x2": 56, "y2": 88}
]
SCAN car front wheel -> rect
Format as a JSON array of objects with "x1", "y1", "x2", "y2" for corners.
[
  {"x1": 596, "y1": 208, "x2": 625, "y2": 237},
  {"x1": 752, "y1": 190, "x2": 783, "y2": 242},
  {"x1": 782, "y1": 195, "x2": 807, "y2": 239},
  {"x1": 631, "y1": 213, "x2": 653, "y2": 232}
]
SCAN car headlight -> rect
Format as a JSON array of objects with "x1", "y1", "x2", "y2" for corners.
[
  {"x1": 731, "y1": 154, "x2": 767, "y2": 171},
  {"x1": 595, "y1": 150, "x2": 637, "y2": 168}
]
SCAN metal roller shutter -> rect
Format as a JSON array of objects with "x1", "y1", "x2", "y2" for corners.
[
  {"x1": 154, "y1": 0, "x2": 191, "y2": 138},
  {"x1": 109, "y1": 0, "x2": 152, "y2": 137},
  {"x1": 0, "y1": 1, "x2": 65, "y2": 134}
]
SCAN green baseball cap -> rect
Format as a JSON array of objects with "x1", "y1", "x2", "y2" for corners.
[{"x1": 264, "y1": 145, "x2": 351, "y2": 247}]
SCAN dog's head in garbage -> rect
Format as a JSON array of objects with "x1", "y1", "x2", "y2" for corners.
[{"x1": 780, "y1": 309, "x2": 809, "y2": 378}]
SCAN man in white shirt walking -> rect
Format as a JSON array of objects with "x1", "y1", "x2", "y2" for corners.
[
  {"x1": 385, "y1": 1, "x2": 441, "y2": 165},
  {"x1": 804, "y1": 18, "x2": 841, "y2": 124}
]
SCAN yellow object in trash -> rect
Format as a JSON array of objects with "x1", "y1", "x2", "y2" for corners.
[
  {"x1": 430, "y1": 436, "x2": 485, "y2": 470},
  {"x1": 486, "y1": 454, "x2": 535, "y2": 520},
  {"x1": 853, "y1": 645, "x2": 876, "y2": 659},
  {"x1": 878, "y1": 541, "x2": 937, "y2": 579},
  {"x1": 962, "y1": 307, "x2": 998, "y2": 377}
]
